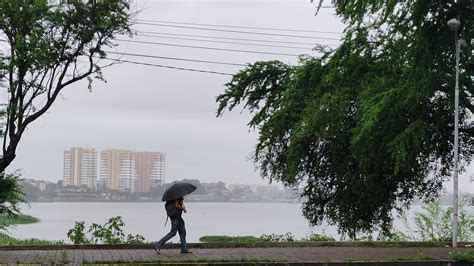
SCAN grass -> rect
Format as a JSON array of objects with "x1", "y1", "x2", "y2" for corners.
[
  {"x1": 0, "y1": 214, "x2": 40, "y2": 227},
  {"x1": 359, "y1": 240, "x2": 438, "y2": 248},
  {"x1": 82, "y1": 258, "x2": 275, "y2": 264},
  {"x1": 199, "y1": 235, "x2": 264, "y2": 243},
  {"x1": 199, "y1": 233, "x2": 333, "y2": 243},
  {"x1": 344, "y1": 256, "x2": 437, "y2": 263},
  {"x1": 449, "y1": 249, "x2": 474, "y2": 262},
  {"x1": 0, "y1": 232, "x2": 56, "y2": 245},
  {"x1": 384, "y1": 255, "x2": 437, "y2": 262}
]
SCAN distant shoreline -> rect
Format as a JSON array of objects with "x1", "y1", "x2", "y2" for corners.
[{"x1": 27, "y1": 199, "x2": 295, "y2": 203}]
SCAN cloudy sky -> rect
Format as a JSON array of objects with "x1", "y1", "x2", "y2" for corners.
[{"x1": 7, "y1": 0, "x2": 474, "y2": 191}]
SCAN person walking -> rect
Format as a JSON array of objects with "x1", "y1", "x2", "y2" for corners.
[{"x1": 154, "y1": 197, "x2": 192, "y2": 254}]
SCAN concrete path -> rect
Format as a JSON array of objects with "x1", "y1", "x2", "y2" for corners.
[{"x1": 0, "y1": 245, "x2": 468, "y2": 264}]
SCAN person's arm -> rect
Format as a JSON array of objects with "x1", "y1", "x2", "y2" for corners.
[{"x1": 175, "y1": 200, "x2": 187, "y2": 213}]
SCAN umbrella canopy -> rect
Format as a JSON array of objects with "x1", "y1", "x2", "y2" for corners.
[{"x1": 161, "y1": 182, "x2": 197, "y2": 201}]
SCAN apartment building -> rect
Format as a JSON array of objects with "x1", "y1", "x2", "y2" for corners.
[
  {"x1": 63, "y1": 147, "x2": 98, "y2": 188},
  {"x1": 134, "y1": 151, "x2": 166, "y2": 193},
  {"x1": 100, "y1": 149, "x2": 136, "y2": 192}
]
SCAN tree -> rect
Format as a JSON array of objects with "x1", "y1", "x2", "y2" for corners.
[
  {"x1": 19, "y1": 180, "x2": 41, "y2": 201},
  {"x1": 0, "y1": 0, "x2": 132, "y2": 214},
  {"x1": 0, "y1": 172, "x2": 24, "y2": 216},
  {"x1": 217, "y1": 0, "x2": 473, "y2": 239}
]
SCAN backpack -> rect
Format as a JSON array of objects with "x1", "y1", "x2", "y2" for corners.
[{"x1": 165, "y1": 200, "x2": 181, "y2": 218}]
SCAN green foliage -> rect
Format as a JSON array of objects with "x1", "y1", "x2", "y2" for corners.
[
  {"x1": 0, "y1": 0, "x2": 132, "y2": 173},
  {"x1": 67, "y1": 221, "x2": 90, "y2": 244},
  {"x1": 0, "y1": 213, "x2": 39, "y2": 228},
  {"x1": 301, "y1": 233, "x2": 335, "y2": 242},
  {"x1": 0, "y1": 0, "x2": 132, "y2": 231},
  {"x1": 84, "y1": 258, "x2": 274, "y2": 264},
  {"x1": 199, "y1": 232, "x2": 334, "y2": 243},
  {"x1": 67, "y1": 216, "x2": 145, "y2": 245},
  {"x1": 0, "y1": 172, "x2": 26, "y2": 221},
  {"x1": 19, "y1": 181, "x2": 41, "y2": 202},
  {"x1": 260, "y1": 232, "x2": 295, "y2": 242},
  {"x1": 199, "y1": 235, "x2": 263, "y2": 243},
  {"x1": 391, "y1": 200, "x2": 474, "y2": 242},
  {"x1": 0, "y1": 232, "x2": 56, "y2": 245},
  {"x1": 449, "y1": 250, "x2": 474, "y2": 262},
  {"x1": 217, "y1": 0, "x2": 474, "y2": 239}
]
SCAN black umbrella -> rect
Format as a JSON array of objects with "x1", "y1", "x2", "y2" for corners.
[{"x1": 161, "y1": 182, "x2": 197, "y2": 201}]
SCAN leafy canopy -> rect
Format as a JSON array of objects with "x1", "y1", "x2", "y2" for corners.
[
  {"x1": 217, "y1": 0, "x2": 473, "y2": 239},
  {"x1": 0, "y1": 0, "x2": 132, "y2": 214}
]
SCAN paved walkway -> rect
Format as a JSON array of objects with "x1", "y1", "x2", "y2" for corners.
[{"x1": 0, "y1": 246, "x2": 466, "y2": 264}]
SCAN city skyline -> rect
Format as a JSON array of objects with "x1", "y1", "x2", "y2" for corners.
[{"x1": 63, "y1": 147, "x2": 166, "y2": 192}]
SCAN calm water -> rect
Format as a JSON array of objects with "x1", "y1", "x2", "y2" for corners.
[
  {"x1": 10, "y1": 202, "x2": 316, "y2": 243},
  {"x1": 9, "y1": 202, "x2": 473, "y2": 243}
]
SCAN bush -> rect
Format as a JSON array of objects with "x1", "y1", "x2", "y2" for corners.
[
  {"x1": 0, "y1": 172, "x2": 26, "y2": 223},
  {"x1": 0, "y1": 232, "x2": 60, "y2": 245},
  {"x1": 67, "y1": 216, "x2": 146, "y2": 244},
  {"x1": 301, "y1": 233, "x2": 335, "y2": 242},
  {"x1": 260, "y1": 233, "x2": 295, "y2": 242},
  {"x1": 388, "y1": 200, "x2": 474, "y2": 242},
  {"x1": 449, "y1": 250, "x2": 474, "y2": 262}
]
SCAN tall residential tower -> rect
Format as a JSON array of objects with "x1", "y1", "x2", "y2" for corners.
[
  {"x1": 63, "y1": 147, "x2": 98, "y2": 188},
  {"x1": 134, "y1": 151, "x2": 166, "y2": 192},
  {"x1": 100, "y1": 149, "x2": 136, "y2": 192}
]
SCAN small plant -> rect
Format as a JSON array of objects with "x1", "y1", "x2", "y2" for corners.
[
  {"x1": 89, "y1": 217, "x2": 126, "y2": 244},
  {"x1": 125, "y1": 234, "x2": 146, "y2": 244},
  {"x1": 67, "y1": 221, "x2": 90, "y2": 244},
  {"x1": 0, "y1": 232, "x2": 53, "y2": 245},
  {"x1": 67, "y1": 216, "x2": 145, "y2": 244},
  {"x1": 388, "y1": 200, "x2": 474, "y2": 242},
  {"x1": 449, "y1": 250, "x2": 474, "y2": 262},
  {"x1": 301, "y1": 233, "x2": 335, "y2": 242},
  {"x1": 259, "y1": 233, "x2": 295, "y2": 242}
]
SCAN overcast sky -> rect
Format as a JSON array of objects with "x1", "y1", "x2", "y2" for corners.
[{"x1": 7, "y1": 0, "x2": 474, "y2": 192}]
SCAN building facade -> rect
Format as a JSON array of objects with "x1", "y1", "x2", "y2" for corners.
[
  {"x1": 134, "y1": 151, "x2": 166, "y2": 193},
  {"x1": 63, "y1": 147, "x2": 98, "y2": 188},
  {"x1": 100, "y1": 149, "x2": 136, "y2": 192}
]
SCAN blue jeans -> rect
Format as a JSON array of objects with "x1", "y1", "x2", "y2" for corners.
[{"x1": 155, "y1": 216, "x2": 187, "y2": 252}]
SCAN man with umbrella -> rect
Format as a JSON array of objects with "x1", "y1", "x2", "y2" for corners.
[{"x1": 154, "y1": 182, "x2": 196, "y2": 254}]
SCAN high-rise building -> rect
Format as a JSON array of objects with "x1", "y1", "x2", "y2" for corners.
[
  {"x1": 100, "y1": 149, "x2": 136, "y2": 192},
  {"x1": 63, "y1": 147, "x2": 98, "y2": 188},
  {"x1": 134, "y1": 151, "x2": 166, "y2": 193}
]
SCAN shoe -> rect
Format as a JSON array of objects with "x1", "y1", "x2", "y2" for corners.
[
  {"x1": 181, "y1": 250, "x2": 193, "y2": 254},
  {"x1": 153, "y1": 247, "x2": 160, "y2": 254}
]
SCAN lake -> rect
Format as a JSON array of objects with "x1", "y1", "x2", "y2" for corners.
[
  {"x1": 10, "y1": 202, "x2": 315, "y2": 243},
  {"x1": 8, "y1": 202, "x2": 472, "y2": 243}
]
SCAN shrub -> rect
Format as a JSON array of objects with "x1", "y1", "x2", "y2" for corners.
[
  {"x1": 67, "y1": 216, "x2": 145, "y2": 244},
  {"x1": 388, "y1": 200, "x2": 474, "y2": 242},
  {"x1": 301, "y1": 233, "x2": 335, "y2": 242},
  {"x1": 259, "y1": 232, "x2": 295, "y2": 242},
  {"x1": 0, "y1": 232, "x2": 58, "y2": 245}
]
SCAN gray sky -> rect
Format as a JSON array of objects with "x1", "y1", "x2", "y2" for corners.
[{"x1": 7, "y1": 0, "x2": 474, "y2": 192}]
